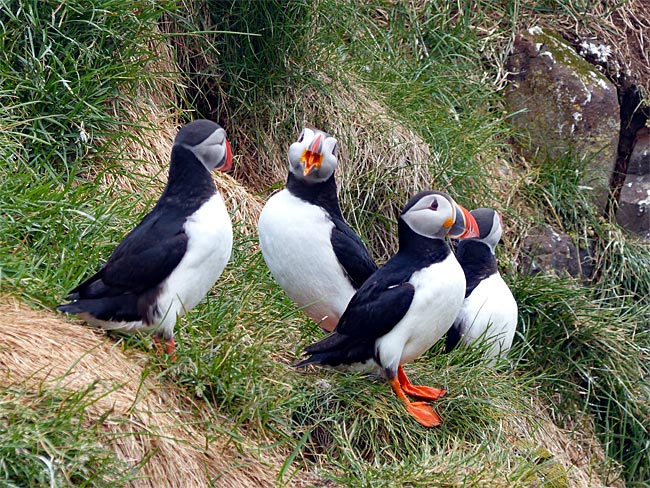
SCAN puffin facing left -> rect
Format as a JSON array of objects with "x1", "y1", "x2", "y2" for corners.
[
  {"x1": 58, "y1": 119, "x2": 234, "y2": 358},
  {"x1": 446, "y1": 208, "x2": 518, "y2": 361}
]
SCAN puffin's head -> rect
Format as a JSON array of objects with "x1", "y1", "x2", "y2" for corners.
[
  {"x1": 469, "y1": 208, "x2": 503, "y2": 253},
  {"x1": 400, "y1": 191, "x2": 479, "y2": 240},
  {"x1": 288, "y1": 128, "x2": 338, "y2": 183},
  {"x1": 174, "y1": 119, "x2": 233, "y2": 172}
]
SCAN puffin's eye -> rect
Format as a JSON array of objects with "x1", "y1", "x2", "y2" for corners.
[
  {"x1": 297, "y1": 130, "x2": 305, "y2": 143},
  {"x1": 429, "y1": 198, "x2": 439, "y2": 211}
]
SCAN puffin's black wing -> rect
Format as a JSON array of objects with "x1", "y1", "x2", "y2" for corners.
[
  {"x1": 66, "y1": 210, "x2": 188, "y2": 300},
  {"x1": 330, "y1": 217, "x2": 378, "y2": 288},
  {"x1": 336, "y1": 279, "x2": 414, "y2": 339},
  {"x1": 297, "y1": 280, "x2": 414, "y2": 368}
]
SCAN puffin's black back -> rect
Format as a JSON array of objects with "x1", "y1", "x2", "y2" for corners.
[{"x1": 455, "y1": 240, "x2": 497, "y2": 298}]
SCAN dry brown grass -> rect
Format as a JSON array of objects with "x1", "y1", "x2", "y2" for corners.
[
  {"x1": 505, "y1": 399, "x2": 623, "y2": 488},
  {"x1": 0, "y1": 296, "x2": 310, "y2": 487}
]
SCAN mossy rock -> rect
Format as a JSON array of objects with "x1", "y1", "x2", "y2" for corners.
[{"x1": 505, "y1": 27, "x2": 619, "y2": 211}]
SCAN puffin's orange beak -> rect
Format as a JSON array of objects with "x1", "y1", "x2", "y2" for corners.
[
  {"x1": 218, "y1": 139, "x2": 233, "y2": 172},
  {"x1": 301, "y1": 134, "x2": 324, "y2": 176},
  {"x1": 449, "y1": 203, "x2": 479, "y2": 239}
]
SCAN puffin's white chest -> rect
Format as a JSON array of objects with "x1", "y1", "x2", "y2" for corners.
[
  {"x1": 157, "y1": 192, "x2": 233, "y2": 322},
  {"x1": 455, "y1": 272, "x2": 518, "y2": 357},
  {"x1": 258, "y1": 189, "x2": 355, "y2": 329},
  {"x1": 376, "y1": 254, "x2": 466, "y2": 369}
]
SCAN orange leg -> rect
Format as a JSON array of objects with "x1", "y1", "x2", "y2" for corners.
[
  {"x1": 152, "y1": 336, "x2": 177, "y2": 361},
  {"x1": 398, "y1": 366, "x2": 446, "y2": 401},
  {"x1": 389, "y1": 377, "x2": 442, "y2": 427}
]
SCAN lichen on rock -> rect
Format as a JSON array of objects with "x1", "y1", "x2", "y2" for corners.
[{"x1": 505, "y1": 27, "x2": 620, "y2": 211}]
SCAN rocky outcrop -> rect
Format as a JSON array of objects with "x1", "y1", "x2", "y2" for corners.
[
  {"x1": 607, "y1": 81, "x2": 650, "y2": 238},
  {"x1": 616, "y1": 127, "x2": 650, "y2": 239},
  {"x1": 628, "y1": 126, "x2": 650, "y2": 176},
  {"x1": 615, "y1": 126, "x2": 650, "y2": 238},
  {"x1": 519, "y1": 225, "x2": 594, "y2": 281},
  {"x1": 617, "y1": 175, "x2": 650, "y2": 238},
  {"x1": 505, "y1": 27, "x2": 620, "y2": 210}
]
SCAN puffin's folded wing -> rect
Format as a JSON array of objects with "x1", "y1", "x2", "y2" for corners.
[
  {"x1": 330, "y1": 220, "x2": 379, "y2": 289},
  {"x1": 71, "y1": 232, "x2": 188, "y2": 299},
  {"x1": 336, "y1": 281, "x2": 415, "y2": 341},
  {"x1": 101, "y1": 232, "x2": 188, "y2": 294}
]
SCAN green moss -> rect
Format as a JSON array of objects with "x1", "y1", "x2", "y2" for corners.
[{"x1": 523, "y1": 27, "x2": 610, "y2": 85}]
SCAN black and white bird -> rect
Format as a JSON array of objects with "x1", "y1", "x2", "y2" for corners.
[
  {"x1": 296, "y1": 191, "x2": 479, "y2": 427},
  {"x1": 445, "y1": 208, "x2": 518, "y2": 361},
  {"x1": 58, "y1": 119, "x2": 234, "y2": 358},
  {"x1": 257, "y1": 128, "x2": 378, "y2": 332}
]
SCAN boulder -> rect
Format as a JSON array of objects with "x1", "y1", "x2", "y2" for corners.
[
  {"x1": 616, "y1": 174, "x2": 650, "y2": 238},
  {"x1": 628, "y1": 126, "x2": 650, "y2": 176},
  {"x1": 505, "y1": 27, "x2": 620, "y2": 209},
  {"x1": 519, "y1": 225, "x2": 594, "y2": 281}
]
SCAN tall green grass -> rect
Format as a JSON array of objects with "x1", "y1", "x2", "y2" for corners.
[
  {"x1": 515, "y1": 153, "x2": 650, "y2": 484},
  {"x1": 0, "y1": 0, "x2": 175, "y2": 172},
  {"x1": 0, "y1": 0, "x2": 183, "y2": 305},
  {"x1": 166, "y1": 0, "x2": 309, "y2": 122}
]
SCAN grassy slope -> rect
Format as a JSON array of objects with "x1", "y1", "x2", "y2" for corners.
[{"x1": 1, "y1": 0, "x2": 648, "y2": 486}]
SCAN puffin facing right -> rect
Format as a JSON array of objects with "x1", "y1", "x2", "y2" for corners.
[
  {"x1": 257, "y1": 128, "x2": 378, "y2": 332},
  {"x1": 58, "y1": 119, "x2": 234, "y2": 357},
  {"x1": 445, "y1": 208, "x2": 518, "y2": 361},
  {"x1": 297, "y1": 191, "x2": 479, "y2": 427}
]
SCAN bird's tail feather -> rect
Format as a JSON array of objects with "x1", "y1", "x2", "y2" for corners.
[{"x1": 57, "y1": 295, "x2": 141, "y2": 323}]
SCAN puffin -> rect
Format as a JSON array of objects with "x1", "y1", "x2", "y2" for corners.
[
  {"x1": 58, "y1": 119, "x2": 234, "y2": 357},
  {"x1": 445, "y1": 208, "x2": 518, "y2": 360},
  {"x1": 296, "y1": 191, "x2": 479, "y2": 427},
  {"x1": 257, "y1": 127, "x2": 378, "y2": 332}
]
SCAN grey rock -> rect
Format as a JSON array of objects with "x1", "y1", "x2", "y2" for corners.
[
  {"x1": 519, "y1": 225, "x2": 594, "y2": 280},
  {"x1": 505, "y1": 27, "x2": 620, "y2": 210},
  {"x1": 629, "y1": 126, "x2": 650, "y2": 176},
  {"x1": 616, "y1": 174, "x2": 650, "y2": 238}
]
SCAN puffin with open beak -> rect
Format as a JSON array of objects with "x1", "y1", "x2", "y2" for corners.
[
  {"x1": 257, "y1": 128, "x2": 378, "y2": 332},
  {"x1": 296, "y1": 191, "x2": 479, "y2": 427}
]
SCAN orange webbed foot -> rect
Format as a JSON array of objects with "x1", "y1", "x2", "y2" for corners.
[
  {"x1": 389, "y1": 377, "x2": 443, "y2": 428},
  {"x1": 398, "y1": 365, "x2": 446, "y2": 400},
  {"x1": 405, "y1": 400, "x2": 443, "y2": 427},
  {"x1": 153, "y1": 336, "x2": 177, "y2": 362}
]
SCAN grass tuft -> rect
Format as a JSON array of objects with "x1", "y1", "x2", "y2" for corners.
[
  {"x1": 512, "y1": 269, "x2": 649, "y2": 484},
  {"x1": 0, "y1": 385, "x2": 135, "y2": 486}
]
